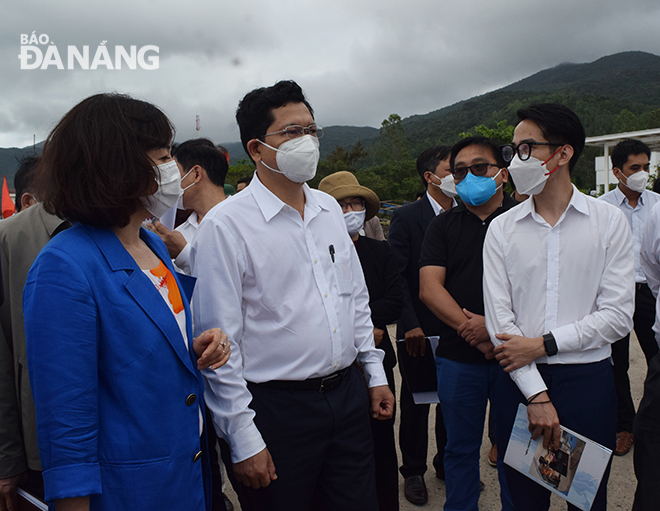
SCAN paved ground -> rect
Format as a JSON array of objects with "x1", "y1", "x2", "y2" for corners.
[{"x1": 225, "y1": 327, "x2": 644, "y2": 510}]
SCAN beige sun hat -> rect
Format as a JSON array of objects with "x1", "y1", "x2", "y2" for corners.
[{"x1": 318, "y1": 171, "x2": 380, "y2": 221}]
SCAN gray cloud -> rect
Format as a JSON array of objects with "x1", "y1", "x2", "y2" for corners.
[{"x1": 1, "y1": 0, "x2": 659, "y2": 149}]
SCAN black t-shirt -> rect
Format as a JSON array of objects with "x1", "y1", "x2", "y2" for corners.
[{"x1": 419, "y1": 195, "x2": 518, "y2": 364}]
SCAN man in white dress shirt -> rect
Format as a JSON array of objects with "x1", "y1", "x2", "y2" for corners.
[
  {"x1": 483, "y1": 103, "x2": 634, "y2": 511},
  {"x1": 151, "y1": 138, "x2": 227, "y2": 275},
  {"x1": 599, "y1": 139, "x2": 660, "y2": 457},
  {"x1": 191, "y1": 80, "x2": 394, "y2": 511}
]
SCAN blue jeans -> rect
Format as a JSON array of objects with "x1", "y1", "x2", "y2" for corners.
[{"x1": 436, "y1": 357, "x2": 513, "y2": 511}]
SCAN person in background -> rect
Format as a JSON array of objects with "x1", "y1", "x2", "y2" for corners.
[
  {"x1": 319, "y1": 171, "x2": 403, "y2": 511},
  {"x1": 23, "y1": 93, "x2": 230, "y2": 511},
  {"x1": 388, "y1": 145, "x2": 454, "y2": 505},
  {"x1": 13, "y1": 155, "x2": 40, "y2": 213},
  {"x1": 236, "y1": 177, "x2": 251, "y2": 192},
  {"x1": 599, "y1": 138, "x2": 660, "y2": 457},
  {"x1": 419, "y1": 137, "x2": 515, "y2": 511},
  {"x1": 636, "y1": 200, "x2": 660, "y2": 510},
  {"x1": 0, "y1": 155, "x2": 70, "y2": 510},
  {"x1": 151, "y1": 138, "x2": 227, "y2": 275}
]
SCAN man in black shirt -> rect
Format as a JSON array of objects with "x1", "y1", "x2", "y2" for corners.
[{"x1": 419, "y1": 136, "x2": 516, "y2": 511}]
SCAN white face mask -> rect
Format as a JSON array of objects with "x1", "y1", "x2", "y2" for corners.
[
  {"x1": 620, "y1": 171, "x2": 649, "y2": 194},
  {"x1": 258, "y1": 135, "x2": 320, "y2": 183},
  {"x1": 507, "y1": 155, "x2": 551, "y2": 196},
  {"x1": 343, "y1": 210, "x2": 366, "y2": 236},
  {"x1": 176, "y1": 168, "x2": 196, "y2": 210},
  {"x1": 429, "y1": 172, "x2": 457, "y2": 198},
  {"x1": 141, "y1": 160, "x2": 183, "y2": 218}
]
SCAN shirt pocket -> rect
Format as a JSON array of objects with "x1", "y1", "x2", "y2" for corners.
[{"x1": 333, "y1": 250, "x2": 353, "y2": 296}]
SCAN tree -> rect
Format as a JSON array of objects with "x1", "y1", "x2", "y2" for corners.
[
  {"x1": 377, "y1": 114, "x2": 410, "y2": 164},
  {"x1": 460, "y1": 119, "x2": 514, "y2": 144}
]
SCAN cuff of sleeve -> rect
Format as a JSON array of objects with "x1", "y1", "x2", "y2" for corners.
[
  {"x1": 510, "y1": 364, "x2": 548, "y2": 401},
  {"x1": 228, "y1": 422, "x2": 267, "y2": 464},
  {"x1": 42, "y1": 463, "x2": 102, "y2": 502},
  {"x1": 174, "y1": 244, "x2": 191, "y2": 274},
  {"x1": 362, "y1": 359, "x2": 388, "y2": 388},
  {"x1": 0, "y1": 455, "x2": 28, "y2": 480},
  {"x1": 550, "y1": 324, "x2": 579, "y2": 353}
]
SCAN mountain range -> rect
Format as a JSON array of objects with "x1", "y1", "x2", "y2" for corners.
[{"x1": 2, "y1": 51, "x2": 660, "y2": 190}]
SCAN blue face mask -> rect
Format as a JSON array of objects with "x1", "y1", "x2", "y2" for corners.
[{"x1": 456, "y1": 169, "x2": 502, "y2": 206}]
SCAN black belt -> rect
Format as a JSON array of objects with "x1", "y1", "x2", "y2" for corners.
[{"x1": 248, "y1": 366, "x2": 351, "y2": 393}]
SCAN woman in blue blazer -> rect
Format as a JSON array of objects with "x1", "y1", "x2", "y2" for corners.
[{"x1": 23, "y1": 94, "x2": 229, "y2": 511}]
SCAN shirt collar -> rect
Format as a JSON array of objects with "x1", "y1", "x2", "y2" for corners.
[
  {"x1": 426, "y1": 191, "x2": 457, "y2": 216},
  {"x1": 613, "y1": 184, "x2": 647, "y2": 207},
  {"x1": 514, "y1": 184, "x2": 588, "y2": 222},
  {"x1": 249, "y1": 171, "x2": 327, "y2": 223}
]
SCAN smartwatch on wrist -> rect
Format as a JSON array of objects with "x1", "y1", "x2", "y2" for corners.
[{"x1": 543, "y1": 332, "x2": 558, "y2": 357}]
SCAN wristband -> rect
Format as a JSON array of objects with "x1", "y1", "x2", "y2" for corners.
[{"x1": 543, "y1": 332, "x2": 558, "y2": 357}]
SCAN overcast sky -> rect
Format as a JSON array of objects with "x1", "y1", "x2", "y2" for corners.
[{"x1": 1, "y1": 0, "x2": 659, "y2": 149}]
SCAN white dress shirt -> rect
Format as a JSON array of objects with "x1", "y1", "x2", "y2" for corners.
[
  {"x1": 483, "y1": 185, "x2": 635, "y2": 400},
  {"x1": 600, "y1": 187, "x2": 660, "y2": 283},
  {"x1": 190, "y1": 173, "x2": 386, "y2": 463},
  {"x1": 173, "y1": 211, "x2": 200, "y2": 275},
  {"x1": 426, "y1": 191, "x2": 457, "y2": 216},
  {"x1": 640, "y1": 202, "x2": 660, "y2": 346}
]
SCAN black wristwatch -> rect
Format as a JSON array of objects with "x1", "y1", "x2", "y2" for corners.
[{"x1": 543, "y1": 332, "x2": 558, "y2": 357}]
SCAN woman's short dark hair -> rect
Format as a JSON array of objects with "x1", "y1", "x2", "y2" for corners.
[{"x1": 35, "y1": 93, "x2": 174, "y2": 228}]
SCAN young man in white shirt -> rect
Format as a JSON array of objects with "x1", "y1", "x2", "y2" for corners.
[
  {"x1": 151, "y1": 138, "x2": 227, "y2": 275},
  {"x1": 191, "y1": 80, "x2": 394, "y2": 511},
  {"x1": 599, "y1": 139, "x2": 660, "y2": 457},
  {"x1": 483, "y1": 103, "x2": 634, "y2": 511}
]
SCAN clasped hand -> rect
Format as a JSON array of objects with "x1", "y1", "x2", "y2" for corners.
[{"x1": 193, "y1": 328, "x2": 230, "y2": 370}]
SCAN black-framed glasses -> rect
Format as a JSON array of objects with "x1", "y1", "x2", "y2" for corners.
[
  {"x1": 263, "y1": 124, "x2": 324, "y2": 140},
  {"x1": 451, "y1": 163, "x2": 500, "y2": 180},
  {"x1": 501, "y1": 142, "x2": 561, "y2": 162},
  {"x1": 338, "y1": 199, "x2": 365, "y2": 212}
]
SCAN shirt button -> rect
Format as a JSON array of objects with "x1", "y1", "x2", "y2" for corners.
[
  {"x1": 324, "y1": 293, "x2": 328, "y2": 297},
  {"x1": 334, "y1": 328, "x2": 337, "y2": 333},
  {"x1": 185, "y1": 394, "x2": 197, "y2": 406},
  {"x1": 314, "y1": 259, "x2": 318, "y2": 264},
  {"x1": 193, "y1": 451, "x2": 202, "y2": 462}
]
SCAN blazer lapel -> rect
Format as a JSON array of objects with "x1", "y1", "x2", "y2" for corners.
[{"x1": 84, "y1": 225, "x2": 198, "y2": 376}]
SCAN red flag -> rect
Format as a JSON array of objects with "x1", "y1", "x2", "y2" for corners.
[{"x1": 2, "y1": 175, "x2": 15, "y2": 219}]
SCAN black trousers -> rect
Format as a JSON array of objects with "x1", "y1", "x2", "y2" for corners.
[
  {"x1": 396, "y1": 342, "x2": 447, "y2": 479},
  {"x1": 495, "y1": 360, "x2": 616, "y2": 511},
  {"x1": 370, "y1": 364, "x2": 399, "y2": 511},
  {"x1": 233, "y1": 366, "x2": 378, "y2": 511},
  {"x1": 612, "y1": 283, "x2": 658, "y2": 432}
]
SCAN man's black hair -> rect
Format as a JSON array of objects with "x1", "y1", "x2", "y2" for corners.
[
  {"x1": 450, "y1": 136, "x2": 508, "y2": 170},
  {"x1": 14, "y1": 154, "x2": 39, "y2": 212},
  {"x1": 611, "y1": 139, "x2": 651, "y2": 170},
  {"x1": 173, "y1": 138, "x2": 228, "y2": 187},
  {"x1": 416, "y1": 145, "x2": 452, "y2": 189},
  {"x1": 235, "y1": 80, "x2": 314, "y2": 161},
  {"x1": 516, "y1": 103, "x2": 585, "y2": 172}
]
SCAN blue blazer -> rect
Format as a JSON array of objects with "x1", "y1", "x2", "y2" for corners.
[{"x1": 24, "y1": 224, "x2": 210, "y2": 511}]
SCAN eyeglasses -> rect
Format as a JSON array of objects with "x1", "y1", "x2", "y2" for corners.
[
  {"x1": 501, "y1": 142, "x2": 561, "y2": 162},
  {"x1": 338, "y1": 199, "x2": 365, "y2": 212},
  {"x1": 263, "y1": 124, "x2": 324, "y2": 140},
  {"x1": 451, "y1": 163, "x2": 500, "y2": 180}
]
